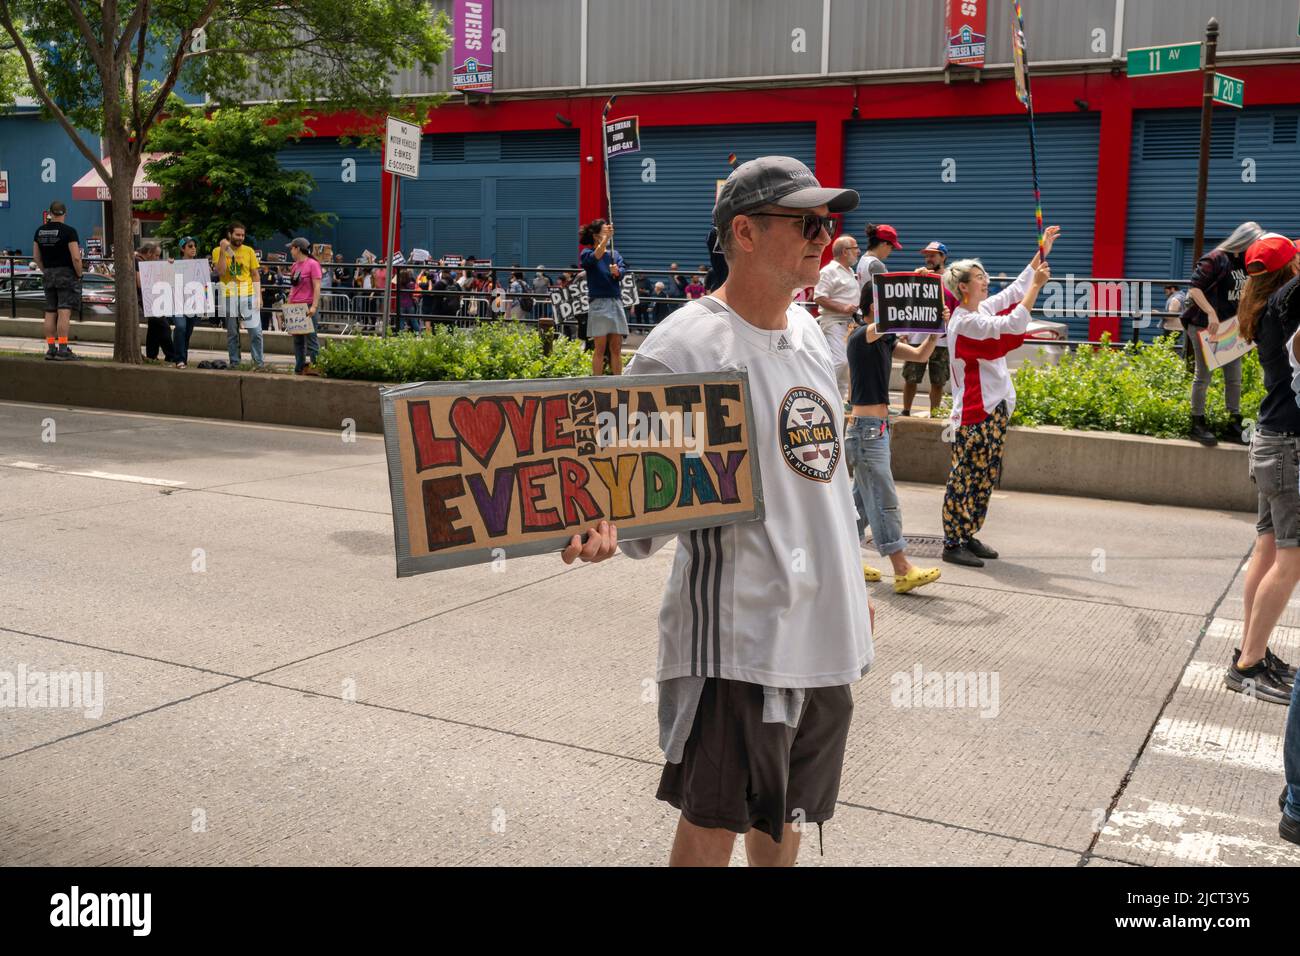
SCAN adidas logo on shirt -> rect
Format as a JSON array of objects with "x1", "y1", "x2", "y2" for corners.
[{"x1": 776, "y1": 334, "x2": 791, "y2": 351}]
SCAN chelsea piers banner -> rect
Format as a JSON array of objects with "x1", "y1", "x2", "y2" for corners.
[{"x1": 380, "y1": 372, "x2": 764, "y2": 575}]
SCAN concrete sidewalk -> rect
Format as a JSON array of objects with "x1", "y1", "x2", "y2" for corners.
[{"x1": 0, "y1": 398, "x2": 1293, "y2": 866}]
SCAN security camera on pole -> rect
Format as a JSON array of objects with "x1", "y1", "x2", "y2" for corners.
[{"x1": 382, "y1": 116, "x2": 421, "y2": 337}]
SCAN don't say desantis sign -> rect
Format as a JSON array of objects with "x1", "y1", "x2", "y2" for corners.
[
  {"x1": 872, "y1": 272, "x2": 947, "y2": 335},
  {"x1": 381, "y1": 372, "x2": 764, "y2": 575}
]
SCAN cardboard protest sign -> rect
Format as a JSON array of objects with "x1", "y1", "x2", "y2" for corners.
[
  {"x1": 380, "y1": 372, "x2": 764, "y2": 575},
  {"x1": 282, "y1": 302, "x2": 313, "y2": 334},
  {"x1": 871, "y1": 272, "x2": 946, "y2": 335},
  {"x1": 312, "y1": 243, "x2": 333, "y2": 262},
  {"x1": 140, "y1": 259, "x2": 215, "y2": 317},
  {"x1": 1197, "y1": 318, "x2": 1255, "y2": 371},
  {"x1": 548, "y1": 272, "x2": 640, "y2": 323}
]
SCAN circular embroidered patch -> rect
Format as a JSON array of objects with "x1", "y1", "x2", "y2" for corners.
[{"x1": 778, "y1": 386, "x2": 840, "y2": 482}]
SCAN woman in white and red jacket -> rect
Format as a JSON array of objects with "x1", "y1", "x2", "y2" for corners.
[{"x1": 939, "y1": 225, "x2": 1058, "y2": 567}]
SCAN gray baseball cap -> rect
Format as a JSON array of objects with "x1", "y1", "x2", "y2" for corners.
[
  {"x1": 286, "y1": 237, "x2": 311, "y2": 252},
  {"x1": 713, "y1": 156, "x2": 858, "y2": 227}
]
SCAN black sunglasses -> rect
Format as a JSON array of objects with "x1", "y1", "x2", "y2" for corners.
[{"x1": 747, "y1": 212, "x2": 839, "y2": 240}]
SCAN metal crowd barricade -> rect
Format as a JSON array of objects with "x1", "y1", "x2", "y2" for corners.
[{"x1": 0, "y1": 250, "x2": 1202, "y2": 352}]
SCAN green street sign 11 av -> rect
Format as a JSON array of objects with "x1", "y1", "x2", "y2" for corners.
[
  {"x1": 1213, "y1": 72, "x2": 1245, "y2": 109},
  {"x1": 1127, "y1": 42, "x2": 1202, "y2": 77}
]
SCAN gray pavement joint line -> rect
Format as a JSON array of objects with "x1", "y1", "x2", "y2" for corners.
[
  {"x1": 0, "y1": 493, "x2": 165, "y2": 524},
  {"x1": 0, "y1": 679, "x2": 244, "y2": 764},
  {"x1": 187, "y1": 486, "x2": 390, "y2": 517},
  {"x1": 0, "y1": 625, "x2": 244, "y2": 681},
  {"x1": 245, "y1": 676, "x2": 665, "y2": 768},
  {"x1": 918, "y1": 576, "x2": 1217, "y2": 620},
  {"x1": 832, "y1": 798, "x2": 1086, "y2": 858},
  {"x1": 1075, "y1": 542, "x2": 1252, "y2": 868},
  {"x1": 0, "y1": 398, "x2": 386, "y2": 442},
  {"x1": 238, "y1": 675, "x2": 1091, "y2": 858},
  {"x1": 178, "y1": 458, "x2": 387, "y2": 495},
  {"x1": 246, "y1": 564, "x2": 594, "y2": 680}
]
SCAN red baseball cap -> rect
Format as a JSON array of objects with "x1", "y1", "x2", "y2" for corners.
[
  {"x1": 870, "y1": 224, "x2": 902, "y2": 249},
  {"x1": 1245, "y1": 233, "x2": 1299, "y2": 274}
]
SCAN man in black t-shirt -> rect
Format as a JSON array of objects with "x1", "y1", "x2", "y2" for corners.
[{"x1": 32, "y1": 200, "x2": 83, "y2": 361}]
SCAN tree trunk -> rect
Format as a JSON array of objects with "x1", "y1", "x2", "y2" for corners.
[{"x1": 109, "y1": 157, "x2": 142, "y2": 363}]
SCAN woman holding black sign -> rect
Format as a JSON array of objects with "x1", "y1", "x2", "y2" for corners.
[
  {"x1": 939, "y1": 225, "x2": 1058, "y2": 568},
  {"x1": 579, "y1": 219, "x2": 629, "y2": 376}
]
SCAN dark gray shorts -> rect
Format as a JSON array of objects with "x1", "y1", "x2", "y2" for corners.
[
  {"x1": 42, "y1": 266, "x2": 79, "y2": 313},
  {"x1": 1251, "y1": 432, "x2": 1300, "y2": 546},
  {"x1": 902, "y1": 346, "x2": 950, "y2": 385},
  {"x1": 656, "y1": 678, "x2": 853, "y2": 842}
]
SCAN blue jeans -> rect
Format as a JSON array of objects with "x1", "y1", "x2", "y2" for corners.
[
  {"x1": 171, "y1": 314, "x2": 197, "y2": 364},
  {"x1": 1286, "y1": 676, "x2": 1300, "y2": 822},
  {"x1": 221, "y1": 292, "x2": 263, "y2": 366},
  {"x1": 291, "y1": 314, "x2": 320, "y2": 373},
  {"x1": 844, "y1": 415, "x2": 905, "y2": 556}
]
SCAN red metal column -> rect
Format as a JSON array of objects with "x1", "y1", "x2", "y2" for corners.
[{"x1": 1090, "y1": 76, "x2": 1134, "y2": 342}]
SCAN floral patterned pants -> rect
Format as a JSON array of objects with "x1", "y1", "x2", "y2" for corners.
[{"x1": 942, "y1": 401, "x2": 1010, "y2": 549}]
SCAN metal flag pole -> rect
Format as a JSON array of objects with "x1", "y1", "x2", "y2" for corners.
[
  {"x1": 601, "y1": 94, "x2": 619, "y2": 253},
  {"x1": 1012, "y1": 1, "x2": 1046, "y2": 261}
]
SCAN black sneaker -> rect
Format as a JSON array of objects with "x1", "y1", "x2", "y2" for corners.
[
  {"x1": 56, "y1": 345, "x2": 79, "y2": 361},
  {"x1": 1267, "y1": 648, "x2": 1298, "y2": 684},
  {"x1": 44, "y1": 344, "x2": 57, "y2": 360},
  {"x1": 1233, "y1": 648, "x2": 1296, "y2": 687},
  {"x1": 1281, "y1": 813, "x2": 1300, "y2": 847},
  {"x1": 1224, "y1": 659, "x2": 1293, "y2": 704},
  {"x1": 967, "y1": 538, "x2": 999, "y2": 560},
  {"x1": 942, "y1": 545, "x2": 984, "y2": 568}
]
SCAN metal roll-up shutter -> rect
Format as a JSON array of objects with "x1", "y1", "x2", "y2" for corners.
[
  {"x1": 608, "y1": 122, "x2": 816, "y2": 282},
  {"x1": 402, "y1": 130, "x2": 579, "y2": 269},
  {"x1": 843, "y1": 113, "x2": 1100, "y2": 343},
  {"x1": 1126, "y1": 106, "x2": 1300, "y2": 288},
  {"x1": 281, "y1": 130, "x2": 579, "y2": 269},
  {"x1": 278, "y1": 138, "x2": 382, "y2": 259}
]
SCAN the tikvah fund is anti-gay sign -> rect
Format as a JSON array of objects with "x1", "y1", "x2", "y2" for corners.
[{"x1": 381, "y1": 373, "x2": 764, "y2": 575}]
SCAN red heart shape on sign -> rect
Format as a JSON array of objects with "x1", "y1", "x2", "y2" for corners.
[{"x1": 449, "y1": 397, "x2": 506, "y2": 468}]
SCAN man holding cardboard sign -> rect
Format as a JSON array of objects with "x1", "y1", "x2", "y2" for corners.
[{"x1": 564, "y1": 157, "x2": 874, "y2": 867}]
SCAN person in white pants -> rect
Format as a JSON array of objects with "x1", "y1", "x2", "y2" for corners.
[{"x1": 813, "y1": 235, "x2": 861, "y2": 404}]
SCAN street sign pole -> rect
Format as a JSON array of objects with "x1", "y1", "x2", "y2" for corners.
[
  {"x1": 1192, "y1": 18, "x2": 1219, "y2": 264},
  {"x1": 380, "y1": 115, "x2": 422, "y2": 338},
  {"x1": 381, "y1": 177, "x2": 399, "y2": 337}
]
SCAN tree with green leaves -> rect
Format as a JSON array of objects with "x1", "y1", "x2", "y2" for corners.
[
  {"x1": 140, "y1": 104, "x2": 332, "y2": 253},
  {"x1": 0, "y1": 1, "x2": 450, "y2": 362}
]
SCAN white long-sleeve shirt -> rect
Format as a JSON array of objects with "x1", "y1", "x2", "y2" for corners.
[{"x1": 947, "y1": 264, "x2": 1035, "y2": 426}]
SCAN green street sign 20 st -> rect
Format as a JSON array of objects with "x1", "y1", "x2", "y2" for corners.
[
  {"x1": 1127, "y1": 42, "x2": 1201, "y2": 77},
  {"x1": 1213, "y1": 72, "x2": 1245, "y2": 109}
]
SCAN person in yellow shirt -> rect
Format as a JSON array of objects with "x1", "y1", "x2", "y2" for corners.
[{"x1": 211, "y1": 221, "x2": 264, "y2": 368}]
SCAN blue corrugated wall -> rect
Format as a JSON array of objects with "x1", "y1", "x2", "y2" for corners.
[
  {"x1": 607, "y1": 122, "x2": 817, "y2": 284},
  {"x1": 1125, "y1": 107, "x2": 1300, "y2": 342},
  {"x1": 0, "y1": 113, "x2": 99, "y2": 252},
  {"x1": 278, "y1": 130, "x2": 580, "y2": 267},
  {"x1": 843, "y1": 113, "x2": 1101, "y2": 343},
  {"x1": 1125, "y1": 106, "x2": 1300, "y2": 279}
]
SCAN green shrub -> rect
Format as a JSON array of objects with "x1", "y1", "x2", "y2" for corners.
[
  {"x1": 1010, "y1": 333, "x2": 1264, "y2": 439},
  {"x1": 315, "y1": 322, "x2": 592, "y2": 382}
]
